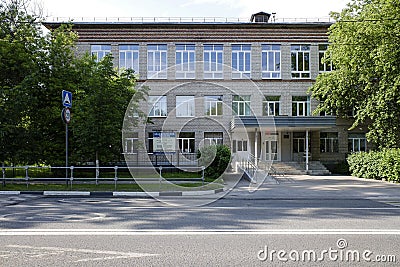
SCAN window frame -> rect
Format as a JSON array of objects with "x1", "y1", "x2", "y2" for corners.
[
  {"x1": 262, "y1": 44, "x2": 281, "y2": 79},
  {"x1": 148, "y1": 96, "x2": 167, "y2": 117},
  {"x1": 263, "y1": 96, "x2": 280, "y2": 116},
  {"x1": 176, "y1": 44, "x2": 196, "y2": 79},
  {"x1": 348, "y1": 133, "x2": 367, "y2": 153},
  {"x1": 291, "y1": 45, "x2": 311, "y2": 79},
  {"x1": 147, "y1": 44, "x2": 167, "y2": 79},
  {"x1": 178, "y1": 132, "x2": 195, "y2": 153},
  {"x1": 119, "y1": 45, "x2": 139, "y2": 73},
  {"x1": 231, "y1": 44, "x2": 251, "y2": 79},
  {"x1": 292, "y1": 96, "x2": 311, "y2": 116},
  {"x1": 205, "y1": 95, "x2": 223, "y2": 116},
  {"x1": 203, "y1": 44, "x2": 224, "y2": 79},
  {"x1": 91, "y1": 45, "x2": 111, "y2": 62},
  {"x1": 232, "y1": 95, "x2": 251, "y2": 116},
  {"x1": 204, "y1": 132, "x2": 223, "y2": 146},
  {"x1": 320, "y1": 132, "x2": 339, "y2": 153},
  {"x1": 318, "y1": 44, "x2": 333, "y2": 73},
  {"x1": 176, "y1": 96, "x2": 195, "y2": 117}
]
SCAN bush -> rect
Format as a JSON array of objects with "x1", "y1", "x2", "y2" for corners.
[
  {"x1": 198, "y1": 145, "x2": 231, "y2": 180},
  {"x1": 347, "y1": 149, "x2": 400, "y2": 182}
]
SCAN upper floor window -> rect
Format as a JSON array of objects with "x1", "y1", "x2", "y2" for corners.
[
  {"x1": 176, "y1": 96, "x2": 195, "y2": 117},
  {"x1": 148, "y1": 96, "x2": 167, "y2": 117},
  {"x1": 348, "y1": 133, "x2": 367, "y2": 153},
  {"x1": 232, "y1": 95, "x2": 251, "y2": 116},
  {"x1": 91, "y1": 45, "x2": 111, "y2": 62},
  {"x1": 205, "y1": 95, "x2": 223, "y2": 116},
  {"x1": 119, "y1": 45, "x2": 139, "y2": 73},
  {"x1": 231, "y1": 44, "x2": 251, "y2": 79},
  {"x1": 320, "y1": 132, "x2": 339, "y2": 153},
  {"x1": 147, "y1": 44, "x2": 167, "y2": 79},
  {"x1": 203, "y1": 44, "x2": 223, "y2": 79},
  {"x1": 176, "y1": 44, "x2": 195, "y2": 79},
  {"x1": 263, "y1": 96, "x2": 280, "y2": 116},
  {"x1": 292, "y1": 96, "x2": 311, "y2": 116},
  {"x1": 319, "y1": 44, "x2": 333, "y2": 73},
  {"x1": 291, "y1": 45, "x2": 310, "y2": 79},
  {"x1": 262, "y1": 45, "x2": 281, "y2": 79}
]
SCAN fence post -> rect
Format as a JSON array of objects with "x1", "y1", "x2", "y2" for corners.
[
  {"x1": 70, "y1": 166, "x2": 74, "y2": 190},
  {"x1": 2, "y1": 163, "x2": 5, "y2": 187},
  {"x1": 95, "y1": 161, "x2": 99, "y2": 186},
  {"x1": 201, "y1": 166, "x2": 205, "y2": 186},
  {"x1": 159, "y1": 166, "x2": 162, "y2": 192},
  {"x1": 114, "y1": 166, "x2": 118, "y2": 191},
  {"x1": 25, "y1": 166, "x2": 29, "y2": 189}
]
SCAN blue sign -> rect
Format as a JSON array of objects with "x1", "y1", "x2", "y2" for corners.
[{"x1": 62, "y1": 90, "x2": 72, "y2": 108}]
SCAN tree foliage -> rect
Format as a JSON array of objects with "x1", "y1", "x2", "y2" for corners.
[{"x1": 309, "y1": 0, "x2": 400, "y2": 148}]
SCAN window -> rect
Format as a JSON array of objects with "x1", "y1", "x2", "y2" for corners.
[
  {"x1": 203, "y1": 44, "x2": 223, "y2": 79},
  {"x1": 176, "y1": 96, "x2": 195, "y2": 117},
  {"x1": 262, "y1": 45, "x2": 281, "y2": 79},
  {"x1": 320, "y1": 132, "x2": 339, "y2": 153},
  {"x1": 204, "y1": 132, "x2": 223, "y2": 146},
  {"x1": 148, "y1": 96, "x2": 167, "y2": 117},
  {"x1": 119, "y1": 45, "x2": 139, "y2": 73},
  {"x1": 91, "y1": 45, "x2": 111, "y2": 62},
  {"x1": 291, "y1": 45, "x2": 310, "y2": 78},
  {"x1": 348, "y1": 133, "x2": 367, "y2": 152},
  {"x1": 293, "y1": 132, "x2": 310, "y2": 153},
  {"x1": 205, "y1": 96, "x2": 223, "y2": 116},
  {"x1": 148, "y1": 133, "x2": 154, "y2": 153},
  {"x1": 292, "y1": 96, "x2": 311, "y2": 116},
  {"x1": 178, "y1": 132, "x2": 195, "y2": 153},
  {"x1": 124, "y1": 133, "x2": 139, "y2": 154},
  {"x1": 263, "y1": 96, "x2": 280, "y2": 116},
  {"x1": 231, "y1": 44, "x2": 251, "y2": 79},
  {"x1": 319, "y1": 44, "x2": 333, "y2": 73},
  {"x1": 233, "y1": 140, "x2": 248, "y2": 152},
  {"x1": 147, "y1": 44, "x2": 167, "y2": 79},
  {"x1": 176, "y1": 44, "x2": 195, "y2": 79},
  {"x1": 232, "y1": 95, "x2": 251, "y2": 116}
]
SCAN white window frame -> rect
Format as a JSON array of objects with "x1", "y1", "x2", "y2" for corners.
[
  {"x1": 292, "y1": 96, "x2": 311, "y2": 116},
  {"x1": 176, "y1": 44, "x2": 195, "y2": 79},
  {"x1": 232, "y1": 95, "x2": 251, "y2": 116},
  {"x1": 119, "y1": 45, "x2": 139, "y2": 73},
  {"x1": 319, "y1": 44, "x2": 333, "y2": 73},
  {"x1": 91, "y1": 45, "x2": 111, "y2": 62},
  {"x1": 148, "y1": 96, "x2": 167, "y2": 117},
  {"x1": 178, "y1": 132, "x2": 195, "y2": 153},
  {"x1": 231, "y1": 44, "x2": 251, "y2": 79},
  {"x1": 291, "y1": 45, "x2": 310, "y2": 79},
  {"x1": 204, "y1": 132, "x2": 223, "y2": 146},
  {"x1": 147, "y1": 44, "x2": 167, "y2": 79},
  {"x1": 320, "y1": 132, "x2": 339, "y2": 153},
  {"x1": 263, "y1": 96, "x2": 280, "y2": 116},
  {"x1": 348, "y1": 134, "x2": 367, "y2": 153},
  {"x1": 124, "y1": 134, "x2": 139, "y2": 154},
  {"x1": 262, "y1": 44, "x2": 281, "y2": 79},
  {"x1": 203, "y1": 44, "x2": 223, "y2": 79},
  {"x1": 176, "y1": 96, "x2": 195, "y2": 117},
  {"x1": 205, "y1": 96, "x2": 223, "y2": 116}
]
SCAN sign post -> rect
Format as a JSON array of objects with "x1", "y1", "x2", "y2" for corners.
[{"x1": 62, "y1": 91, "x2": 72, "y2": 183}]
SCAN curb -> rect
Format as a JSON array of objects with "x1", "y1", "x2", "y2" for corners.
[{"x1": 0, "y1": 188, "x2": 224, "y2": 197}]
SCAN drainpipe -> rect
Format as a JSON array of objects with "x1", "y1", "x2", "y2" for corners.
[{"x1": 305, "y1": 130, "x2": 309, "y2": 172}]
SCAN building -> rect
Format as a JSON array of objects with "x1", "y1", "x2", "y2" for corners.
[{"x1": 44, "y1": 13, "x2": 369, "y2": 173}]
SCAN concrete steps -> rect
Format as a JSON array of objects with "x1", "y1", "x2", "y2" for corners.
[{"x1": 258, "y1": 161, "x2": 331, "y2": 175}]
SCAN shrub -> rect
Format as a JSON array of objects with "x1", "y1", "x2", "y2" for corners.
[{"x1": 198, "y1": 145, "x2": 231, "y2": 180}]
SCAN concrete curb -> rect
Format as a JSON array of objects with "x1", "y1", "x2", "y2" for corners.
[{"x1": 0, "y1": 188, "x2": 224, "y2": 197}]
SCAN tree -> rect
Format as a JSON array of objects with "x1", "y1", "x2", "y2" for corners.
[
  {"x1": 309, "y1": 0, "x2": 400, "y2": 148},
  {"x1": 198, "y1": 144, "x2": 231, "y2": 179}
]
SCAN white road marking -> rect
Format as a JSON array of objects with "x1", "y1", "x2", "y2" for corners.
[{"x1": 1, "y1": 229, "x2": 400, "y2": 235}]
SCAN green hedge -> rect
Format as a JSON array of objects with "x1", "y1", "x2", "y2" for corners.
[{"x1": 347, "y1": 149, "x2": 400, "y2": 182}]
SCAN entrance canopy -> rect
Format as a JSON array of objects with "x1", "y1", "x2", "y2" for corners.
[{"x1": 231, "y1": 116, "x2": 336, "y2": 131}]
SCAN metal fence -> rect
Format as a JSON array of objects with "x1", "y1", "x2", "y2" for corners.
[{"x1": 1, "y1": 165, "x2": 205, "y2": 191}]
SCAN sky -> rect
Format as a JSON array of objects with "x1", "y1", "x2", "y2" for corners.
[{"x1": 37, "y1": 0, "x2": 350, "y2": 21}]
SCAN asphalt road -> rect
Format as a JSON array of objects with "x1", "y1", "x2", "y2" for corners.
[{"x1": 0, "y1": 175, "x2": 400, "y2": 266}]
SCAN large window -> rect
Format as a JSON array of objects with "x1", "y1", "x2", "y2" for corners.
[
  {"x1": 119, "y1": 45, "x2": 139, "y2": 73},
  {"x1": 178, "y1": 132, "x2": 195, "y2": 153},
  {"x1": 176, "y1": 96, "x2": 195, "y2": 117},
  {"x1": 91, "y1": 45, "x2": 111, "y2": 62},
  {"x1": 262, "y1": 44, "x2": 281, "y2": 79},
  {"x1": 231, "y1": 44, "x2": 251, "y2": 79},
  {"x1": 320, "y1": 132, "x2": 339, "y2": 153},
  {"x1": 203, "y1": 44, "x2": 223, "y2": 79},
  {"x1": 148, "y1": 96, "x2": 167, "y2": 117},
  {"x1": 176, "y1": 44, "x2": 195, "y2": 79},
  {"x1": 292, "y1": 96, "x2": 311, "y2": 116},
  {"x1": 205, "y1": 95, "x2": 223, "y2": 116},
  {"x1": 319, "y1": 44, "x2": 333, "y2": 73},
  {"x1": 291, "y1": 45, "x2": 310, "y2": 78},
  {"x1": 348, "y1": 133, "x2": 367, "y2": 152},
  {"x1": 263, "y1": 96, "x2": 280, "y2": 116},
  {"x1": 147, "y1": 44, "x2": 167, "y2": 79},
  {"x1": 232, "y1": 95, "x2": 251, "y2": 116},
  {"x1": 204, "y1": 132, "x2": 223, "y2": 146}
]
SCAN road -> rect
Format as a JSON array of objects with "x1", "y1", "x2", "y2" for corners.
[{"x1": 0, "y1": 175, "x2": 400, "y2": 266}]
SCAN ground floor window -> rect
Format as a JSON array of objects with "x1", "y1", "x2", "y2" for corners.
[
  {"x1": 178, "y1": 132, "x2": 195, "y2": 153},
  {"x1": 124, "y1": 133, "x2": 139, "y2": 154},
  {"x1": 348, "y1": 133, "x2": 367, "y2": 152},
  {"x1": 320, "y1": 132, "x2": 339, "y2": 153},
  {"x1": 293, "y1": 132, "x2": 310, "y2": 153},
  {"x1": 204, "y1": 132, "x2": 223, "y2": 146},
  {"x1": 232, "y1": 140, "x2": 248, "y2": 153}
]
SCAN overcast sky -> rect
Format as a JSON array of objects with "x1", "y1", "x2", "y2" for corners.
[{"x1": 37, "y1": 0, "x2": 350, "y2": 20}]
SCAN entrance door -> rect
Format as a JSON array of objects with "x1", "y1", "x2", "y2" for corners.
[{"x1": 265, "y1": 140, "x2": 278, "y2": 161}]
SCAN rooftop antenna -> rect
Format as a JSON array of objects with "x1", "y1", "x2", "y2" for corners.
[{"x1": 272, "y1": 12, "x2": 276, "y2": 23}]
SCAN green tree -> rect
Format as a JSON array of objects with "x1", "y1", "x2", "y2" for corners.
[
  {"x1": 198, "y1": 144, "x2": 231, "y2": 179},
  {"x1": 309, "y1": 0, "x2": 400, "y2": 148}
]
